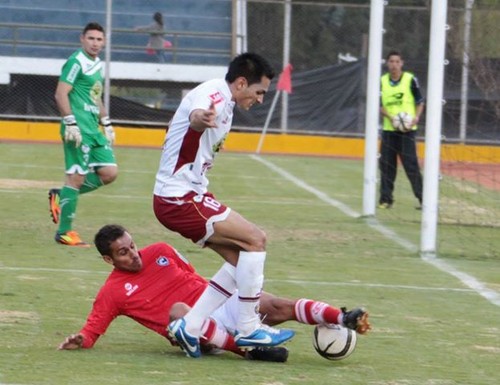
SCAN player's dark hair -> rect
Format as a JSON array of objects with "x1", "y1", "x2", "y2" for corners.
[
  {"x1": 225, "y1": 52, "x2": 275, "y2": 85},
  {"x1": 153, "y1": 12, "x2": 163, "y2": 26},
  {"x1": 83, "y1": 22, "x2": 105, "y2": 35},
  {"x1": 94, "y1": 224, "x2": 127, "y2": 256},
  {"x1": 386, "y1": 50, "x2": 402, "y2": 60}
]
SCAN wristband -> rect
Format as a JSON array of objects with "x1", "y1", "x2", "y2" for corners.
[
  {"x1": 101, "y1": 116, "x2": 112, "y2": 126},
  {"x1": 63, "y1": 115, "x2": 76, "y2": 125}
]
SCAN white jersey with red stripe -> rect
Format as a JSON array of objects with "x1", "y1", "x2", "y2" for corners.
[{"x1": 154, "y1": 79, "x2": 235, "y2": 197}]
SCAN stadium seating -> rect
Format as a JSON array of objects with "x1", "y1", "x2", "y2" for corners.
[{"x1": 0, "y1": 0, "x2": 232, "y2": 64}]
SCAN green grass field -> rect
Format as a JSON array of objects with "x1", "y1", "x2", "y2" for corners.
[{"x1": 0, "y1": 142, "x2": 499, "y2": 385}]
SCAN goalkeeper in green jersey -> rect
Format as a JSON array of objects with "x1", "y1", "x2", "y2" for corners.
[{"x1": 49, "y1": 22, "x2": 118, "y2": 247}]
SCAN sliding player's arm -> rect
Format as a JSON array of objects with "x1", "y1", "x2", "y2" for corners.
[{"x1": 58, "y1": 289, "x2": 119, "y2": 350}]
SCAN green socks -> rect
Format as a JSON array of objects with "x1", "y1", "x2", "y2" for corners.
[
  {"x1": 58, "y1": 186, "x2": 79, "y2": 234},
  {"x1": 58, "y1": 173, "x2": 103, "y2": 233},
  {"x1": 79, "y1": 172, "x2": 103, "y2": 195}
]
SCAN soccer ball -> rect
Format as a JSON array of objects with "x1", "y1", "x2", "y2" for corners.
[
  {"x1": 392, "y1": 112, "x2": 413, "y2": 132},
  {"x1": 312, "y1": 324, "x2": 357, "y2": 361}
]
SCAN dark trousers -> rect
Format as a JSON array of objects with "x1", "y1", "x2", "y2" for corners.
[{"x1": 379, "y1": 130, "x2": 423, "y2": 205}]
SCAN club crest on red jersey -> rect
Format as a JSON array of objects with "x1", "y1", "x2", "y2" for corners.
[{"x1": 156, "y1": 256, "x2": 170, "y2": 266}]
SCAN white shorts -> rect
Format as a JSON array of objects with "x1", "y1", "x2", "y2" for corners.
[{"x1": 210, "y1": 292, "x2": 239, "y2": 335}]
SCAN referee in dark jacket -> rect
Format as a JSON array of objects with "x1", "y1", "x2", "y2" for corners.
[{"x1": 379, "y1": 50, "x2": 425, "y2": 209}]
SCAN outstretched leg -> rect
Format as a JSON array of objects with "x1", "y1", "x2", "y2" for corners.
[{"x1": 259, "y1": 293, "x2": 371, "y2": 334}]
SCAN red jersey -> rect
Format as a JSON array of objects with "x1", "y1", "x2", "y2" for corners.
[{"x1": 79, "y1": 243, "x2": 207, "y2": 348}]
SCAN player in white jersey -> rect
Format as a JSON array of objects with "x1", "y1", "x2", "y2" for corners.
[
  {"x1": 154, "y1": 53, "x2": 295, "y2": 358},
  {"x1": 154, "y1": 78, "x2": 234, "y2": 198},
  {"x1": 48, "y1": 22, "x2": 117, "y2": 247}
]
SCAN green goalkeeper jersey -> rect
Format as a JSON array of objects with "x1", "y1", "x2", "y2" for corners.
[{"x1": 59, "y1": 49, "x2": 104, "y2": 138}]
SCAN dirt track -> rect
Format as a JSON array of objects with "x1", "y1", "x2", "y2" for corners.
[
  {"x1": 440, "y1": 162, "x2": 500, "y2": 191},
  {"x1": 0, "y1": 179, "x2": 60, "y2": 189}
]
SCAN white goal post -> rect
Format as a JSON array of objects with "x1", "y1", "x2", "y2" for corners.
[
  {"x1": 362, "y1": 0, "x2": 449, "y2": 256},
  {"x1": 420, "y1": 0, "x2": 448, "y2": 256}
]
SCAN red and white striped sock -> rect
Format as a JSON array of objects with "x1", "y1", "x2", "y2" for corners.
[
  {"x1": 294, "y1": 298, "x2": 342, "y2": 325},
  {"x1": 200, "y1": 318, "x2": 244, "y2": 357}
]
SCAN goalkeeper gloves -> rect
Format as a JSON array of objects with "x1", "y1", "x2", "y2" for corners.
[
  {"x1": 63, "y1": 115, "x2": 82, "y2": 147},
  {"x1": 101, "y1": 116, "x2": 115, "y2": 145}
]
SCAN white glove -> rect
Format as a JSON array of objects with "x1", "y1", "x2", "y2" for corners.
[
  {"x1": 101, "y1": 116, "x2": 115, "y2": 145},
  {"x1": 63, "y1": 115, "x2": 82, "y2": 147}
]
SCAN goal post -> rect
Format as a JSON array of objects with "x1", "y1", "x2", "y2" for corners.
[
  {"x1": 420, "y1": 0, "x2": 448, "y2": 256},
  {"x1": 362, "y1": 0, "x2": 385, "y2": 217}
]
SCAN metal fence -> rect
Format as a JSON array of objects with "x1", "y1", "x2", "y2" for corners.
[
  {"x1": 0, "y1": 0, "x2": 499, "y2": 143},
  {"x1": 0, "y1": 22, "x2": 232, "y2": 64}
]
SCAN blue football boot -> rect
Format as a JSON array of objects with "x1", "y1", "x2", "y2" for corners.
[
  {"x1": 235, "y1": 325, "x2": 295, "y2": 348},
  {"x1": 167, "y1": 318, "x2": 201, "y2": 358}
]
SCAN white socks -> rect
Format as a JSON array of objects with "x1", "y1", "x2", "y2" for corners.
[
  {"x1": 183, "y1": 251, "x2": 267, "y2": 337},
  {"x1": 184, "y1": 262, "x2": 236, "y2": 335},
  {"x1": 235, "y1": 250, "x2": 266, "y2": 335}
]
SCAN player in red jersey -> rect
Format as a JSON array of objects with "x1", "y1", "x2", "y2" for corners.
[{"x1": 58, "y1": 224, "x2": 370, "y2": 361}]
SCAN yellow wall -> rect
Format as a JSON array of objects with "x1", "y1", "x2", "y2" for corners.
[{"x1": 1, "y1": 120, "x2": 499, "y2": 163}]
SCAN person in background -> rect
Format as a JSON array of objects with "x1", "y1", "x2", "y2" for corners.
[
  {"x1": 379, "y1": 50, "x2": 425, "y2": 210},
  {"x1": 135, "y1": 12, "x2": 171, "y2": 63},
  {"x1": 49, "y1": 22, "x2": 117, "y2": 247}
]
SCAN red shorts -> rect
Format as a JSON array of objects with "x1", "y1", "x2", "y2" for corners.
[{"x1": 153, "y1": 192, "x2": 231, "y2": 246}]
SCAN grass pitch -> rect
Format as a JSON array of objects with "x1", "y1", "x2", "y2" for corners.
[{"x1": 0, "y1": 142, "x2": 499, "y2": 385}]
